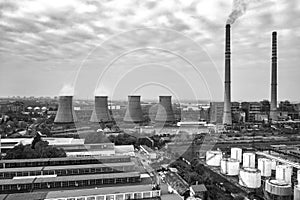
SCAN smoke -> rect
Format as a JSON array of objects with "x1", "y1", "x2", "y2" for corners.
[
  {"x1": 59, "y1": 84, "x2": 74, "y2": 96},
  {"x1": 226, "y1": 0, "x2": 254, "y2": 24}
]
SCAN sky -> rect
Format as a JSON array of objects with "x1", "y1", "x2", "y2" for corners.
[{"x1": 0, "y1": 0, "x2": 300, "y2": 102}]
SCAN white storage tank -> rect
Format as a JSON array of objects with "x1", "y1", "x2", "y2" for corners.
[
  {"x1": 231, "y1": 147, "x2": 242, "y2": 163},
  {"x1": 294, "y1": 185, "x2": 300, "y2": 200},
  {"x1": 206, "y1": 150, "x2": 222, "y2": 167},
  {"x1": 276, "y1": 165, "x2": 292, "y2": 184},
  {"x1": 239, "y1": 168, "x2": 261, "y2": 189},
  {"x1": 265, "y1": 179, "x2": 292, "y2": 199},
  {"x1": 258, "y1": 158, "x2": 272, "y2": 177},
  {"x1": 242, "y1": 152, "x2": 255, "y2": 168},
  {"x1": 221, "y1": 158, "x2": 239, "y2": 176},
  {"x1": 271, "y1": 159, "x2": 277, "y2": 170}
]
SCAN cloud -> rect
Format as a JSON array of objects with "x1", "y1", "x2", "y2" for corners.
[{"x1": 0, "y1": 0, "x2": 300, "y2": 100}]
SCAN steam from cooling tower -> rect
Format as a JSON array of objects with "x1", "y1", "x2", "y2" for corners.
[
  {"x1": 59, "y1": 84, "x2": 74, "y2": 96},
  {"x1": 227, "y1": 0, "x2": 258, "y2": 24},
  {"x1": 94, "y1": 86, "x2": 111, "y2": 97}
]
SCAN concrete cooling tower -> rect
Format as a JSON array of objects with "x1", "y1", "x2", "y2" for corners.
[
  {"x1": 155, "y1": 96, "x2": 175, "y2": 123},
  {"x1": 54, "y1": 96, "x2": 77, "y2": 124},
  {"x1": 123, "y1": 95, "x2": 144, "y2": 123},
  {"x1": 90, "y1": 96, "x2": 112, "y2": 123}
]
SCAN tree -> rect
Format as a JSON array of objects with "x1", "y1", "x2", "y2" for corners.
[{"x1": 4, "y1": 138, "x2": 66, "y2": 159}]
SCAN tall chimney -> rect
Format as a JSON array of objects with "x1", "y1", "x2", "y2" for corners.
[
  {"x1": 90, "y1": 96, "x2": 112, "y2": 123},
  {"x1": 270, "y1": 31, "x2": 278, "y2": 121},
  {"x1": 155, "y1": 96, "x2": 175, "y2": 123},
  {"x1": 223, "y1": 24, "x2": 232, "y2": 125},
  {"x1": 54, "y1": 96, "x2": 77, "y2": 124},
  {"x1": 123, "y1": 95, "x2": 144, "y2": 123}
]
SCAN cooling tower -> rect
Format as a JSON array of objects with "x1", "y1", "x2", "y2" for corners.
[
  {"x1": 270, "y1": 31, "x2": 278, "y2": 121},
  {"x1": 90, "y1": 96, "x2": 112, "y2": 123},
  {"x1": 54, "y1": 96, "x2": 77, "y2": 124},
  {"x1": 155, "y1": 96, "x2": 175, "y2": 123},
  {"x1": 223, "y1": 24, "x2": 232, "y2": 125},
  {"x1": 123, "y1": 95, "x2": 144, "y2": 123}
]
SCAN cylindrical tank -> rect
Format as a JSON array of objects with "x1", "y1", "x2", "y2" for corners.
[
  {"x1": 123, "y1": 95, "x2": 144, "y2": 123},
  {"x1": 221, "y1": 158, "x2": 239, "y2": 176},
  {"x1": 265, "y1": 179, "x2": 292, "y2": 200},
  {"x1": 231, "y1": 148, "x2": 242, "y2": 163},
  {"x1": 239, "y1": 168, "x2": 261, "y2": 189},
  {"x1": 242, "y1": 152, "x2": 255, "y2": 168},
  {"x1": 206, "y1": 151, "x2": 222, "y2": 167},
  {"x1": 294, "y1": 185, "x2": 300, "y2": 200},
  {"x1": 276, "y1": 165, "x2": 292, "y2": 184},
  {"x1": 155, "y1": 96, "x2": 175, "y2": 123},
  {"x1": 90, "y1": 96, "x2": 112, "y2": 123},
  {"x1": 258, "y1": 158, "x2": 272, "y2": 177},
  {"x1": 54, "y1": 96, "x2": 77, "y2": 123},
  {"x1": 271, "y1": 159, "x2": 277, "y2": 170}
]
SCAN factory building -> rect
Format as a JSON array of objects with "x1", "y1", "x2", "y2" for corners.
[
  {"x1": 209, "y1": 102, "x2": 224, "y2": 124},
  {"x1": 0, "y1": 153, "x2": 160, "y2": 200}
]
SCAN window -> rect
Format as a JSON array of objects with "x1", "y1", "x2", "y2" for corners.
[
  {"x1": 62, "y1": 181, "x2": 69, "y2": 187},
  {"x1": 152, "y1": 191, "x2": 160, "y2": 197},
  {"x1": 106, "y1": 195, "x2": 114, "y2": 200},
  {"x1": 115, "y1": 194, "x2": 124, "y2": 200},
  {"x1": 87, "y1": 197, "x2": 96, "y2": 200},
  {"x1": 134, "y1": 193, "x2": 142, "y2": 199},
  {"x1": 125, "y1": 193, "x2": 133, "y2": 199},
  {"x1": 143, "y1": 192, "x2": 151, "y2": 198},
  {"x1": 96, "y1": 196, "x2": 105, "y2": 200}
]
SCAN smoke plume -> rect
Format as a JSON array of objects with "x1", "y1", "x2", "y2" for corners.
[
  {"x1": 59, "y1": 84, "x2": 74, "y2": 96},
  {"x1": 227, "y1": 0, "x2": 253, "y2": 24}
]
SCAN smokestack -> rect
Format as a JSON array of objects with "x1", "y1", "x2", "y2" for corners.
[
  {"x1": 123, "y1": 95, "x2": 144, "y2": 123},
  {"x1": 90, "y1": 96, "x2": 112, "y2": 123},
  {"x1": 223, "y1": 24, "x2": 232, "y2": 125},
  {"x1": 54, "y1": 96, "x2": 77, "y2": 124},
  {"x1": 270, "y1": 31, "x2": 278, "y2": 121},
  {"x1": 155, "y1": 96, "x2": 175, "y2": 123}
]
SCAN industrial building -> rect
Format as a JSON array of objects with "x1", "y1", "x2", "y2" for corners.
[{"x1": 0, "y1": 153, "x2": 161, "y2": 200}]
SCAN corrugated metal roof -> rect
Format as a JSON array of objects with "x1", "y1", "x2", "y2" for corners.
[
  {"x1": 45, "y1": 184, "x2": 154, "y2": 199},
  {"x1": 0, "y1": 172, "x2": 140, "y2": 185}
]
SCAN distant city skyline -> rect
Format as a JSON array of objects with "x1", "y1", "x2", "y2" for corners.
[{"x1": 1, "y1": 0, "x2": 300, "y2": 101}]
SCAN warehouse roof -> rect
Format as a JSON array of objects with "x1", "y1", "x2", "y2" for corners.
[{"x1": 45, "y1": 184, "x2": 154, "y2": 199}]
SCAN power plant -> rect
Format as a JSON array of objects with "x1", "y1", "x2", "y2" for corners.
[
  {"x1": 270, "y1": 31, "x2": 278, "y2": 121},
  {"x1": 155, "y1": 96, "x2": 175, "y2": 124},
  {"x1": 223, "y1": 24, "x2": 232, "y2": 125},
  {"x1": 90, "y1": 96, "x2": 112, "y2": 123},
  {"x1": 54, "y1": 96, "x2": 77, "y2": 124},
  {"x1": 123, "y1": 95, "x2": 144, "y2": 124}
]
